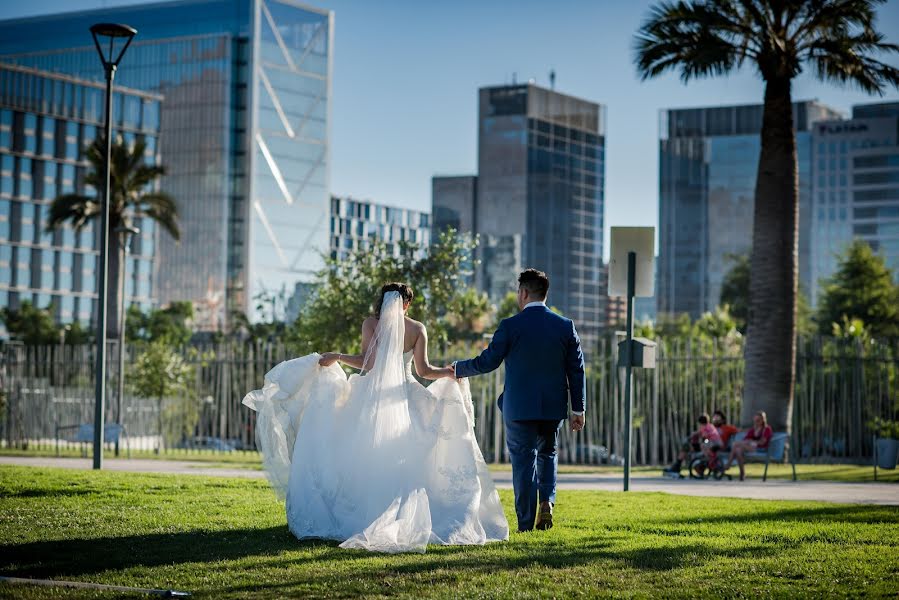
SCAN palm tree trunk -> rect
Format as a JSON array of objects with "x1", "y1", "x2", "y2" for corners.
[
  {"x1": 106, "y1": 232, "x2": 123, "y2": 340},
  {"x1": 742, "y1": 76, "x2": 798, "y2": 432}
]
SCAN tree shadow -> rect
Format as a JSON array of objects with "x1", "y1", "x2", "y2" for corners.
[
  {"x1": 5, "y1": 489, "x2": 93, "y2": 499},
  {"x1": 0, "y1": 527, "x2": 351, "y2": 579},
  {"x1": 658, "y1": 503, "x2": 899, "y2": 527},
  {"x1": 216, "y1": 538, "x2": 778, "y2": 597}
]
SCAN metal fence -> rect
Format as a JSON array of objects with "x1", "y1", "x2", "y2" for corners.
[{"x1": 1, "y1": 337, "x2": 897, "y2": 464}]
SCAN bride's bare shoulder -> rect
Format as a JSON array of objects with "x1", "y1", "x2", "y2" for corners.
[
  {"x1": 405, "y1": 317, "x2": 426, "y2": 334},
  {"x1": 362, "y1": 316, "x2": 378, "y2": 330}
]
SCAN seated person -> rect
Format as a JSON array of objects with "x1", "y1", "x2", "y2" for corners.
[
  {"x1": 663, "y1": 413, "x2": 720, "y2": 477},
  {"x1": 712, "y1": 409, "x2": 739, "y2": 449},
  {"x1": 725, "y1": 410, "x2": 773, "y2": 481},
  {"x1": 697, "y1": 413, "x2": 724, "y2": 470}
]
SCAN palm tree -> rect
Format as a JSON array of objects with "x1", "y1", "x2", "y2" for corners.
[
  {"x1": 47, "y1": 136, "x2": 180, "y2": 339},
  {"x1": 635, "y1": 0, "x2": 899, "y2": 430}
]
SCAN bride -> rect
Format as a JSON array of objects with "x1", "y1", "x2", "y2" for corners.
[{"x1": 243, "y1": 282, "x2": 509, "y2": 553}]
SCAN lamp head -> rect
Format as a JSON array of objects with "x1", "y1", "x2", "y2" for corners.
[{"x1": 90, "y1": 23, "x2": 137, "y2": 68}]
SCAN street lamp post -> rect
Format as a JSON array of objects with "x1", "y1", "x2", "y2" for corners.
[
  {"x1": 114, "y1": 224, "x2": 139, "y2": 457},
  {"x1": 90, "y1": 23, "x2": 136, "y2": 470}
]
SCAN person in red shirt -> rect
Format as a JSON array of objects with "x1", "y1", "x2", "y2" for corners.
[
  {"x1": 712, "y1": 410, "x2": 739, "y2": 449},
  {"x1": 726, "y1": 411, "x2": 773, "y2": 481}
]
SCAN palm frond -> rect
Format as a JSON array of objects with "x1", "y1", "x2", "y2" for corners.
[
  {"x1": 137, "y1": 192, "x2": 181, "y2": 241},
  {"x1": 128, "y1": 164, "x2": 167, "y2": 192},
  {"x1": 792, "y1": 0, "x2": 899, "y2": 95},
  {"x1": 45, "y1": 194, "x2": 97, "y2": 232},
  {"x1": 806, "y1": 32, "x2": 899, "y2": 94},
  {"x1": 634, "y1": 0, "x2": 758, "y2": 82},
  {"x1": 792, "y1": 0, "x2": 882, "y2": 46}
]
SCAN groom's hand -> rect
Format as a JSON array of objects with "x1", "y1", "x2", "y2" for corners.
[{"x1": 570, "y1": 414, "x2": 585, "y2": 432}]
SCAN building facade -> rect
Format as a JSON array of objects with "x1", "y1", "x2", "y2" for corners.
[
  {"x1": 0, "y1": 0, "x2": 332, "y2": 329},
  {"x1": 658, "y1": 101, "x2": 842, "y2": 319},
  {"x1": 432, "y1": 175, "x2": 477, "y2": 235},
  {"x1": 473, "y1": 84, "x2": 606, "y2": 341},
  {"x1": 810, "y1": 102, "x2": 899, "y2": 304},
  {"x1": 0, "y1": 63, "x2": 161, "y2": 331},
  {"x1": 329, "y1": 195, "x2": 431, "y2": 261}
]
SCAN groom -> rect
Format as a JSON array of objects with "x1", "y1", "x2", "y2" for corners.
[{"x1": 453, "y1": 268, "x2": 586, "y2": 532}]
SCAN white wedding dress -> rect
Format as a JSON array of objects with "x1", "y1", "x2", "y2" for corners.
[{"x1": 242, "y1": 291, "x2": 509, "y2": 553}]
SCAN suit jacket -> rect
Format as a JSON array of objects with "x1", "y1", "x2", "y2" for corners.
[{"x1": 454, "y1": 305, "x2": 586, "y2": 421}]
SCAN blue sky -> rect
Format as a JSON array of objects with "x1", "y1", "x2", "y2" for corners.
[{"x1": 4, "y1": 0, "x2": 899, "y2": 260}]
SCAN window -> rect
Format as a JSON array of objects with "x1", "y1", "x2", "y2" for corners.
[{"x1": 0, "y1": 155, "x2": 12, "y2": 195}]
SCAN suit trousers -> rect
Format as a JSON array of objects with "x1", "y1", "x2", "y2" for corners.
[{"x1": 503, "y1": 415, "x2": 563, "y2": 531}]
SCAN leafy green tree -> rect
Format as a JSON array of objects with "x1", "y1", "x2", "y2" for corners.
[
  {"x1": 721, "y1": 252, "x2": 814, "y2": 336},
  {"x1": 47, "y1": 136, "x2": 180, "y2": 339},
  {"x1": 720, "y1": 253, "x2": 750, "y2": 332},
  {"x1": 444, "y1": 287, "x2": 492, "y2": 342},
  {"x1": 290, "y1": 230, "x2": 479, "y2": 355},
  {"x1": 693, "y1": 306, "x2": 740, "y2": 340},
  {"x1": 229, "y1": 286, "x2": 291, "y2": 344},
  {"x1": 126, "y1": 301, "x2": 194, "y2": 346},
  {"x1": 0, "y1": 301, "x2": 91, "y2": 345},
  {"x1": 636, "y1": 0, "x2": 899, "y2": 429},
  {"x1": 128, "y1": 340, "x2": 195, "y2": 452},
  {"x1": 495, "y1": 292, "x2": 520, "y2": 324},
  {"x1": 817, "y1": 240, "x2": 899, "y2": 339}
]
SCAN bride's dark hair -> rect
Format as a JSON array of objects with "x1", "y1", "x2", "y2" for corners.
[{"x1": 374, "y1": 282, "x2": 414, "y2": 318}]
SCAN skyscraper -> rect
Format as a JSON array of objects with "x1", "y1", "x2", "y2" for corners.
[
  {"x1": 329, "y1": 195, "x2": 431, "y2": 262},
  {"x1": 0, "y1": 0, "x2": 332, "y2": 328},
  {"x1": 810, "y1": 102, "x2": 899, "y2": 304},
  {"x1": 1, "y1": 62, "x2": 161, "y2": 331},
  {"x1": 433, "y1": 84, "x2": 606, "y2": 342},
  {"x1": 432, "y1": 175, "x2": 477, "y2": 235},
  {"x1": 658, "y1": 101, "x2": 842, "y2": 319}
]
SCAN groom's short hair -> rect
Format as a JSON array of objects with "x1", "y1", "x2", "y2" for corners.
[{"x1": 518, "y1": 269, "x2": 549, "y2": 299}]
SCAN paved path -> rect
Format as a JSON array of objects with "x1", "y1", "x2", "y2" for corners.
[{"x1": 3, "y1": 456, "x2": 897, "y2": 506}]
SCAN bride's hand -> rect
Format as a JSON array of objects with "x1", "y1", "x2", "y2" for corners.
[{"x1": 319, "y1": 352, "x2": 340, "y2": 367}]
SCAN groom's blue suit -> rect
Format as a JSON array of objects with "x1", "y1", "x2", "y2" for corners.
[{"x1": 454, "y1": 304, "x2": 586, "y2": 531}]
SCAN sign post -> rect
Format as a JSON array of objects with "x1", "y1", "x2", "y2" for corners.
[{"x1": 608, "y1": 227, "x2": 656, "y2": 491}]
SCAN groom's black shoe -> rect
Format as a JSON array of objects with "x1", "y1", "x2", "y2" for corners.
[{"x1": 535, "y1": 501, "x2": 553, "y2": 530}]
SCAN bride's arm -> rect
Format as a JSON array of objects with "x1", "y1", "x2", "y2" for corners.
[
  {"x1": 319, "y1": 318, "x2": 376, "y2": 370},
  {"x1": 412, "y1": 324, "x2": 454, "y2": 380}
]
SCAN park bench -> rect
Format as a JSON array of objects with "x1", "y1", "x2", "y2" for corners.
[
  {"x1": 731, "y1": 430, "x2": 796, "y2": 481},
  {"x1": 55, "y1": 423, "x2": 129, "y2": 458}
]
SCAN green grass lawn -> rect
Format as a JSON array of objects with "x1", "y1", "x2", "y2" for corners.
[
  {"x1": 1, "y1": 467, "x2": 897, "y2": 599},
  {"x1": 3, "y1": 448, "x2": 895, "y2": 482}
]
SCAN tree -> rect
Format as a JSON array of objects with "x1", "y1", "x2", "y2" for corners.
[
  {"x1": 444, "y1": 287, "x2": 493, "y2": 342},
  {"x1": 229, "y1": 286, "x2": 291, "y2": 344},
  {"x1": 47, "y1": 135, "x2": 180, "y2": 339},
  {"x1": 817, "y1": 240, "x2": 899, "y2": 339},
  {"x1": 126, "y1": 301, "x2": 195, "y2": 346},
  {"x1": 0, "y1": 300, "x2": 91, "y2": 345},
  {"x1": 635, "y1": 0, "x2": 899, "y2": 429},
  {"x1": 128, "y1": 340, "x2": 195, "y2": 452},
  {"x1": 721, "y1": 252, "x2": 815, "y2": 336},
  {"x1": 495, "y1": 292, "x2": 520, "y2": 324},
  {"x1": 289, "y1": 230, "x2": 480, "y2": 356},
  {"x1": 720, "y1": 253, "x2": 750, "y2": 332}
]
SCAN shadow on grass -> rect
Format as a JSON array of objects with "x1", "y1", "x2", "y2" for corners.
[
  {"x1": 659, "y1": 503, "x2": 899, "y2": 526},
  {"x1": 0, "y1": 527, "x2": 342, "y2": 579},
  {"x1": 4, "y1": 488, "x2": 94, "y2": 499},
  {"x1": 216, "y1": 539, "x2": 778, "y2": 597}
]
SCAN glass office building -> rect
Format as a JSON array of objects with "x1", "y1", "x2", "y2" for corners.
[
  {"x1": 810, "y1": 102, "x2": 899, "y2": 305},
  {"x1": 0, "y1": 62, "x2": 161, "y2": 332},
  {"x1": 658, "y1": 101, "x2": 842, "y2": 319},
  {"x1": 329, "y1": 195, "x2": 431, "y2": 262},
  {"x1": 0, "y1": 0, "x2": 332, "y2": 329},
  {"x1": 432, "y1": 175, "x2": 477, "y2": 234},
  {"x1": 476, "y1": 84, "x2": 606, "y2": 341}
]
